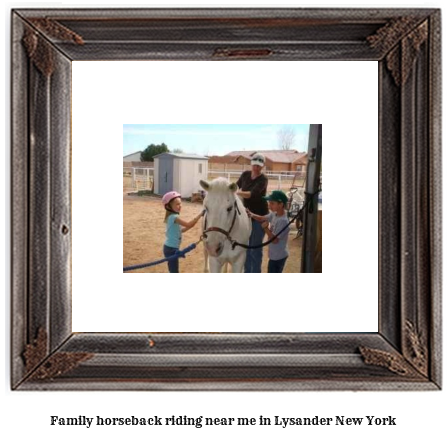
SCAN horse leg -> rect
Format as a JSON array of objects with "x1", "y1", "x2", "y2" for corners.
[
  {"x1": 231, "y1": 252, "x2": 247, "y2": 273},
  {"x1": 203, "y1": 247, "x2": 209, "y2": 273},
  {"x1": 209, "y1": 257, "x2": 224, "y2": 273}
]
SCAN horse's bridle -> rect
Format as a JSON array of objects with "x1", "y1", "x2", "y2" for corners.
[{"x1": 202, "y1": 200, "x2": 241, "y2": 243}]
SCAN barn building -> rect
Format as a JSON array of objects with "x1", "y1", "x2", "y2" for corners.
[
  {"x1": 208, "y1": 150, "x2": 307, "y2": 173},
  {"x1": 153, "y1": 152, "x2": 209, "y2": 197},
  {"x1": 123, "y1": 151, "x2": 142, "y2": 162},
  {"x1": 123, "y1": 151, "x2": 154, "y2": 168}
]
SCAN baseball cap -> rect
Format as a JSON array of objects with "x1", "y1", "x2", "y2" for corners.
[
  {"x1": 263, "y1": 190, "x2": 288, "y2": 205},
  {"x1": 251, "y1": 153, "x2": 265, "y2": 167}
]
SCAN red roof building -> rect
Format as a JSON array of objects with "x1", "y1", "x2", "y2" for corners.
[{"x1": 208, "y1": 150, "x2": 307, "y2": 172}]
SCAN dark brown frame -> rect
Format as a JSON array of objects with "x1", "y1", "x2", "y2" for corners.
[{"x1": 11, "y1": 8, "x2": 441, "y2": 390}]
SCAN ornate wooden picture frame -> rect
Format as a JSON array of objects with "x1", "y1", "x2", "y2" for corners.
[{"x1": 11, "y1": 8, "x2": 441, "y2": 390}]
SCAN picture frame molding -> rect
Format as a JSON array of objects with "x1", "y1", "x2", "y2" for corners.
[{"x1": 11, "y1": 7, "x2": 442, "y2": 390}]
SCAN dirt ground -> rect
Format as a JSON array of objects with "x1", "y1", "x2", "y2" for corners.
[{"x1": 123, "y1": 194, "x2": 303, "y2": 274}]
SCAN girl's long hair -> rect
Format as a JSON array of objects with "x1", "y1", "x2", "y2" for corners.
[
  {"x1": 164, "y1": 209, "x2": 176, "y2": 223},
  {"x1": 164, "y1": 201, "x2": 177, "y2": 223}
]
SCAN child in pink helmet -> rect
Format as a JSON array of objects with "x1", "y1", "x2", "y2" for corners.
[{"x1": 162, "y1": 191, "x2": 203, "y2": 273}]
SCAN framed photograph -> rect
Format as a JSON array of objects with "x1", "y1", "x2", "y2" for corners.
[
  {"x1": 121, "y1": 123, "x2": 317, "y2": 274},
  {"x1": 11, "y1": 8, "x2": 441, "y2": 390}
]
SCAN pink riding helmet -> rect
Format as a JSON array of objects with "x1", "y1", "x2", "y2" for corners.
[{"x1": 162, "y1": 191, "x2": 181, "y2": 206}]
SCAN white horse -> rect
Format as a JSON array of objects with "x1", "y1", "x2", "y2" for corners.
[{"x1": 199, "y1": 178, "x2": 252, "y2": 273}]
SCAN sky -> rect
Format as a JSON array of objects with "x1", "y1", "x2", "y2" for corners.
[{"x1": 123, "y1": 124, "x2": 310, "y2": 157}]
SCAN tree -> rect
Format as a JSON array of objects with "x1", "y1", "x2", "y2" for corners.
[
  {"x1": 172, "y1": 148, "x2": 184, "y2": 154},
  {"x1": 277, "y1": 125, "x2": 296, "y2": 150},
  {"x1": 141, "y1": 143, "x2": 169, "y2": 161}
]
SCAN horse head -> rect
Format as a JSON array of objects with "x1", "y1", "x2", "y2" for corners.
[{"x1": 200, "y1": 178, "x2": 239, "y2": 257}]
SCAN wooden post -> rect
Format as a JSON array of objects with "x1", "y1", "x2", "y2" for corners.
[{"x1": 301, "y1": 124, "x2": 322, "y2": 273}]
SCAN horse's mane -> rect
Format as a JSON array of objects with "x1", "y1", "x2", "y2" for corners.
[
  {"x1": 208, "y1": 177, "x2": 234, "y2": 193},
  {"x1": 206, "y1": 178, "x2": 246, "y2": 213}
]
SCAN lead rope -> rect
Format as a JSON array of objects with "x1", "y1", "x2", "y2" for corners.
[
  {"x1": 230, "y1": 188, "x2": 321, "y2": 250},
  {"x1": 123, "y1": 239, "x2": 202, "y2": 272}
]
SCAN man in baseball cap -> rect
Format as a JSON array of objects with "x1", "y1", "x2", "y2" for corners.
[{"x1": 236, "y1": 152, "x2": 268, "y2": 273}]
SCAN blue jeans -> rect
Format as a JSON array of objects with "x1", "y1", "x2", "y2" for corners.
[
  {"x1": 244, "y1": 220, "x2": 264, "y2": 273},
  {"x1": 268, "y1": 257, "x2": 288, "y2": 273},
  {"x1": 163, "y1": 245, "x2": 179, "y2": 273}
]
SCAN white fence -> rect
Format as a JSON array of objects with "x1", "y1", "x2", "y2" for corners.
[
  {"x1": 207, "y1": 170, "x2": 306, "y2": 192},
  {"x1": 123, "y1": 167, "x2": 307, "y2": 194},
  {"x1": 123, "y1": 167, "x2": 154, "y2": 191}
]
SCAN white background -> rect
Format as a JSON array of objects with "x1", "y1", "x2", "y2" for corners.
[
  {"x1": 72, "y1": 60, "x2": 378, "y2": 332},
  {"x1": 2, "y1": 1, "x2": 445, "y2": 438}
]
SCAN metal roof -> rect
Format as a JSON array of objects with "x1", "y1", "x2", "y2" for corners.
[
  {"x1": 123, "y1": 151, "x2": 142, "y2": 158},
  {"x1": 224, "y1": 150, "x2": 307, "y2": 164},
  {"x1": 153, "y1": 152, "x2": 209, "y2": 160}
]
